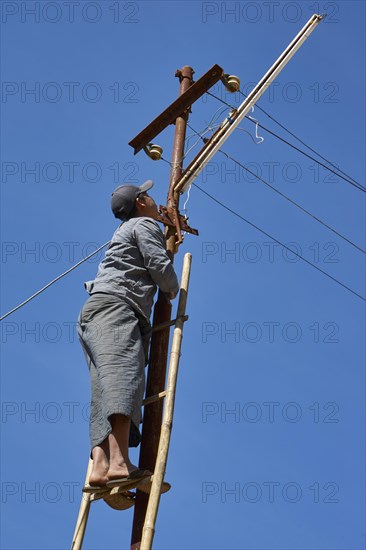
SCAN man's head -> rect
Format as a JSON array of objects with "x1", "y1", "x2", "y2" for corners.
[{"x1": 111, "y1": 180, "x2": 159, "y2": 221}]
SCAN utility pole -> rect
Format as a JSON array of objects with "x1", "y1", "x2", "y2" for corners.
[{"x1": 130, "y1": 65, "x2": 194, "y2": 550}]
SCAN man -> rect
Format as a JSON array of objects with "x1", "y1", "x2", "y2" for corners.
[{"x1": 77, "y1": 180, "x2": 179, "y2": 492}]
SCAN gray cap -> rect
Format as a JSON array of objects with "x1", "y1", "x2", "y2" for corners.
[{"x1": 111, "y1": 180, "x2": 154, "y2": 220}]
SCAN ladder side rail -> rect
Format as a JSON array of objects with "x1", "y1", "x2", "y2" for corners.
[
  {"x1": 141, "y1": 253, "x2": 193, "y2": 550},
  {"x1": 71, "y1": 458, "x2": 93, "y2": 550}
]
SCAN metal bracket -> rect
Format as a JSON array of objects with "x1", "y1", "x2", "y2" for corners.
[
  {"x1": 153, "y1": 206, "x2": 199, "y2": 239},
  {"x1": 129, "y1": 64, "x2": 224, "y2": 154}
]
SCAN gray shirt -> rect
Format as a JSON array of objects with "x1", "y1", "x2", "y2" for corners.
[{"x1": 84, "y1": 217, "x2": 179, "y2": 321}]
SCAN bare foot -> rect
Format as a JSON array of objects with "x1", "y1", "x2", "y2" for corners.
[
  {"x1": 107, "y1": 460, "x2": 140, "y2": 481},
  {"x1": 89, "y1": 465, "x2": 109, "y2": 487},
  {"x1": 89, "y1": 444, "x2": 109, "y2": 487}
]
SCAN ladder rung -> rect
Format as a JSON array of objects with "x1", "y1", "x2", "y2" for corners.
[
  {"x1": 142, "y1": 391, "x2": 167, "y2": 407},
  {"x1": 152, "y1": 315, "x2": 188, "y2": 333}
]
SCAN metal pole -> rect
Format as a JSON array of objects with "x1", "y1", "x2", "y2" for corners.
[
  {"x1": 141, "y1": 253, "x2": 192, "y2": 550},
  {"x1": 175, "y1": 14, "x2": 323, "y2": 194},
  {"x1": 130, "y1": 65, "x2": 194, "y2": 550},
  {"x1": 71, "y1": 459, "x2": 93, "y2": 550}
]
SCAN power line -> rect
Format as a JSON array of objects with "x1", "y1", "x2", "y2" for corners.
[
  {"x1": 192, "y1": 183, "x2": 365, "y2": 302},
  {"x1": 246, "y1": 117, "x2": 366, "y2": 193},
  {"x1": 0, "y1": 240, "x2": 111, "y2": 321},
  {"x1": 186, "y1": 123, "x2": 365, "y2": 254},
  {"x1": 162, "y1": 146, "x2": 364, "y2": 300},
  {"x1": 206, "y1": 91, "x2": 365, "y2": 192},
  {"x1": 218, "y1": 149, "x2": 366, "y2": 254},
  {"x1": 206, "y1": 90, "x2": 234, "y2": 110},
  {"x1": 237, "y1": 89, "x2": 364, "y2": 189}
]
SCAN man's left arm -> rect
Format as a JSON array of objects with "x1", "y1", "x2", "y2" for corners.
[{"x1": 134, "y1": 218, "x2": 179, "y2": 297}]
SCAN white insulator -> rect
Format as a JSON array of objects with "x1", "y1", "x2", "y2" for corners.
[
  {"x1": 224, "y1": 74, "x2": 241, "y2": 93},
  {"x1": 148, "y1": 144, "x2": 163, "y2": 160}
]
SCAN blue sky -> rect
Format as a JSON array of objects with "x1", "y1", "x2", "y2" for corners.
[{"x1": 1, "y1": 1, "x2": 365, "y2": 549}]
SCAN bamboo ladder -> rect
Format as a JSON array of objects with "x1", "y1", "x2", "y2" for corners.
[{"x1": 71, "y1": 252, "x2": 192, "y2": 550}]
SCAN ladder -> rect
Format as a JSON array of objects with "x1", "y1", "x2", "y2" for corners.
[{"x1": 71, "y1": 252, "x2": 192, "y2": 550}]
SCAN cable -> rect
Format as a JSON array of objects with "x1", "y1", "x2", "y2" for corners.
[
  {"x1": 218, "y1": 149, "x2": 366, "y2": 254},
  {"x1": 236, "y1": 125, "x2": 265, "y2": 145},
  {"x1": 183, "y1": 126, "x2": 213, "y2": 159},
  {"x1": 0, "y1": 240, "x2": 111, "y2": 321},
  {"x1": 161, "y1": 144, "x2": 364, "y2": 301},
  {"x1": 186, "y1": 123, "x2": 366, "y2": 254},
  {"x1": 206, "y1": 91, "x2": 365, "y2": 192},
  {"x1": 247, "y1": 109, "x2": 264, "y2": 144},
  {"x1": 206, "y1": 90, "x2": 234, "y2": 109},
  {"x1": 237, "y1": 89, "x2": 364, "y2": 189},
  {"x1": 192, "y1": 183, "x2": 365, "y2": 302},
  {"x1": 246, "y1": 117, "x2": 366, "y2": 193},
  {"x1": 184, "y1": 105, "x2": 229, "y2": 159}
]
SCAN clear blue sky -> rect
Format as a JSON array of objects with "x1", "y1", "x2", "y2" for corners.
[{"x1": 1, "y1": 1, "x2": 365, "y2": 549}]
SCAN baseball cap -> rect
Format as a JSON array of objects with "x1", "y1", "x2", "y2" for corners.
[{"x1": 111, "y1": 180, "x2": 154, "y2": 220}]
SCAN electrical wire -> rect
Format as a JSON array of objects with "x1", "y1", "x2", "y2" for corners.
[
  {"x1": 206, "y1": 91, "x2": 365, "y2": 192},
  {"x1": 218, "y1": 149, "x2": 366, "y2": 254},
  {"x1": 206, "y1": 90, "x2": 234, "y2": 109},
  {"x1": 186, "y1": 123, "x2": 366, "y2": 254},
  {"x1": 184, "y1": 105, "x2": 229, "y2": 159},
  {"x1": 236, "y1": 125, "x2": 265, "y2": 145},
  {"x1": 160, "y1": 149, "x2": 364, "y2": 300},
  {"x1": 0, "y1": 240, "x2": 111, "y2": 321},
  {"x1": 246, "y1": 117, "x2": 366, "y2": 193},
  {"x1": 192, "y1": 182, "x2": 365, "y2": 302},
  {"x1": 237, "y1": 88, "x2": 364, "y2": 189}
]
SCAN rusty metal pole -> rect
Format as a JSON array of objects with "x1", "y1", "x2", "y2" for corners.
[{"x1": 130, "y1": 66, "x2": 194, "y2": 550}]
